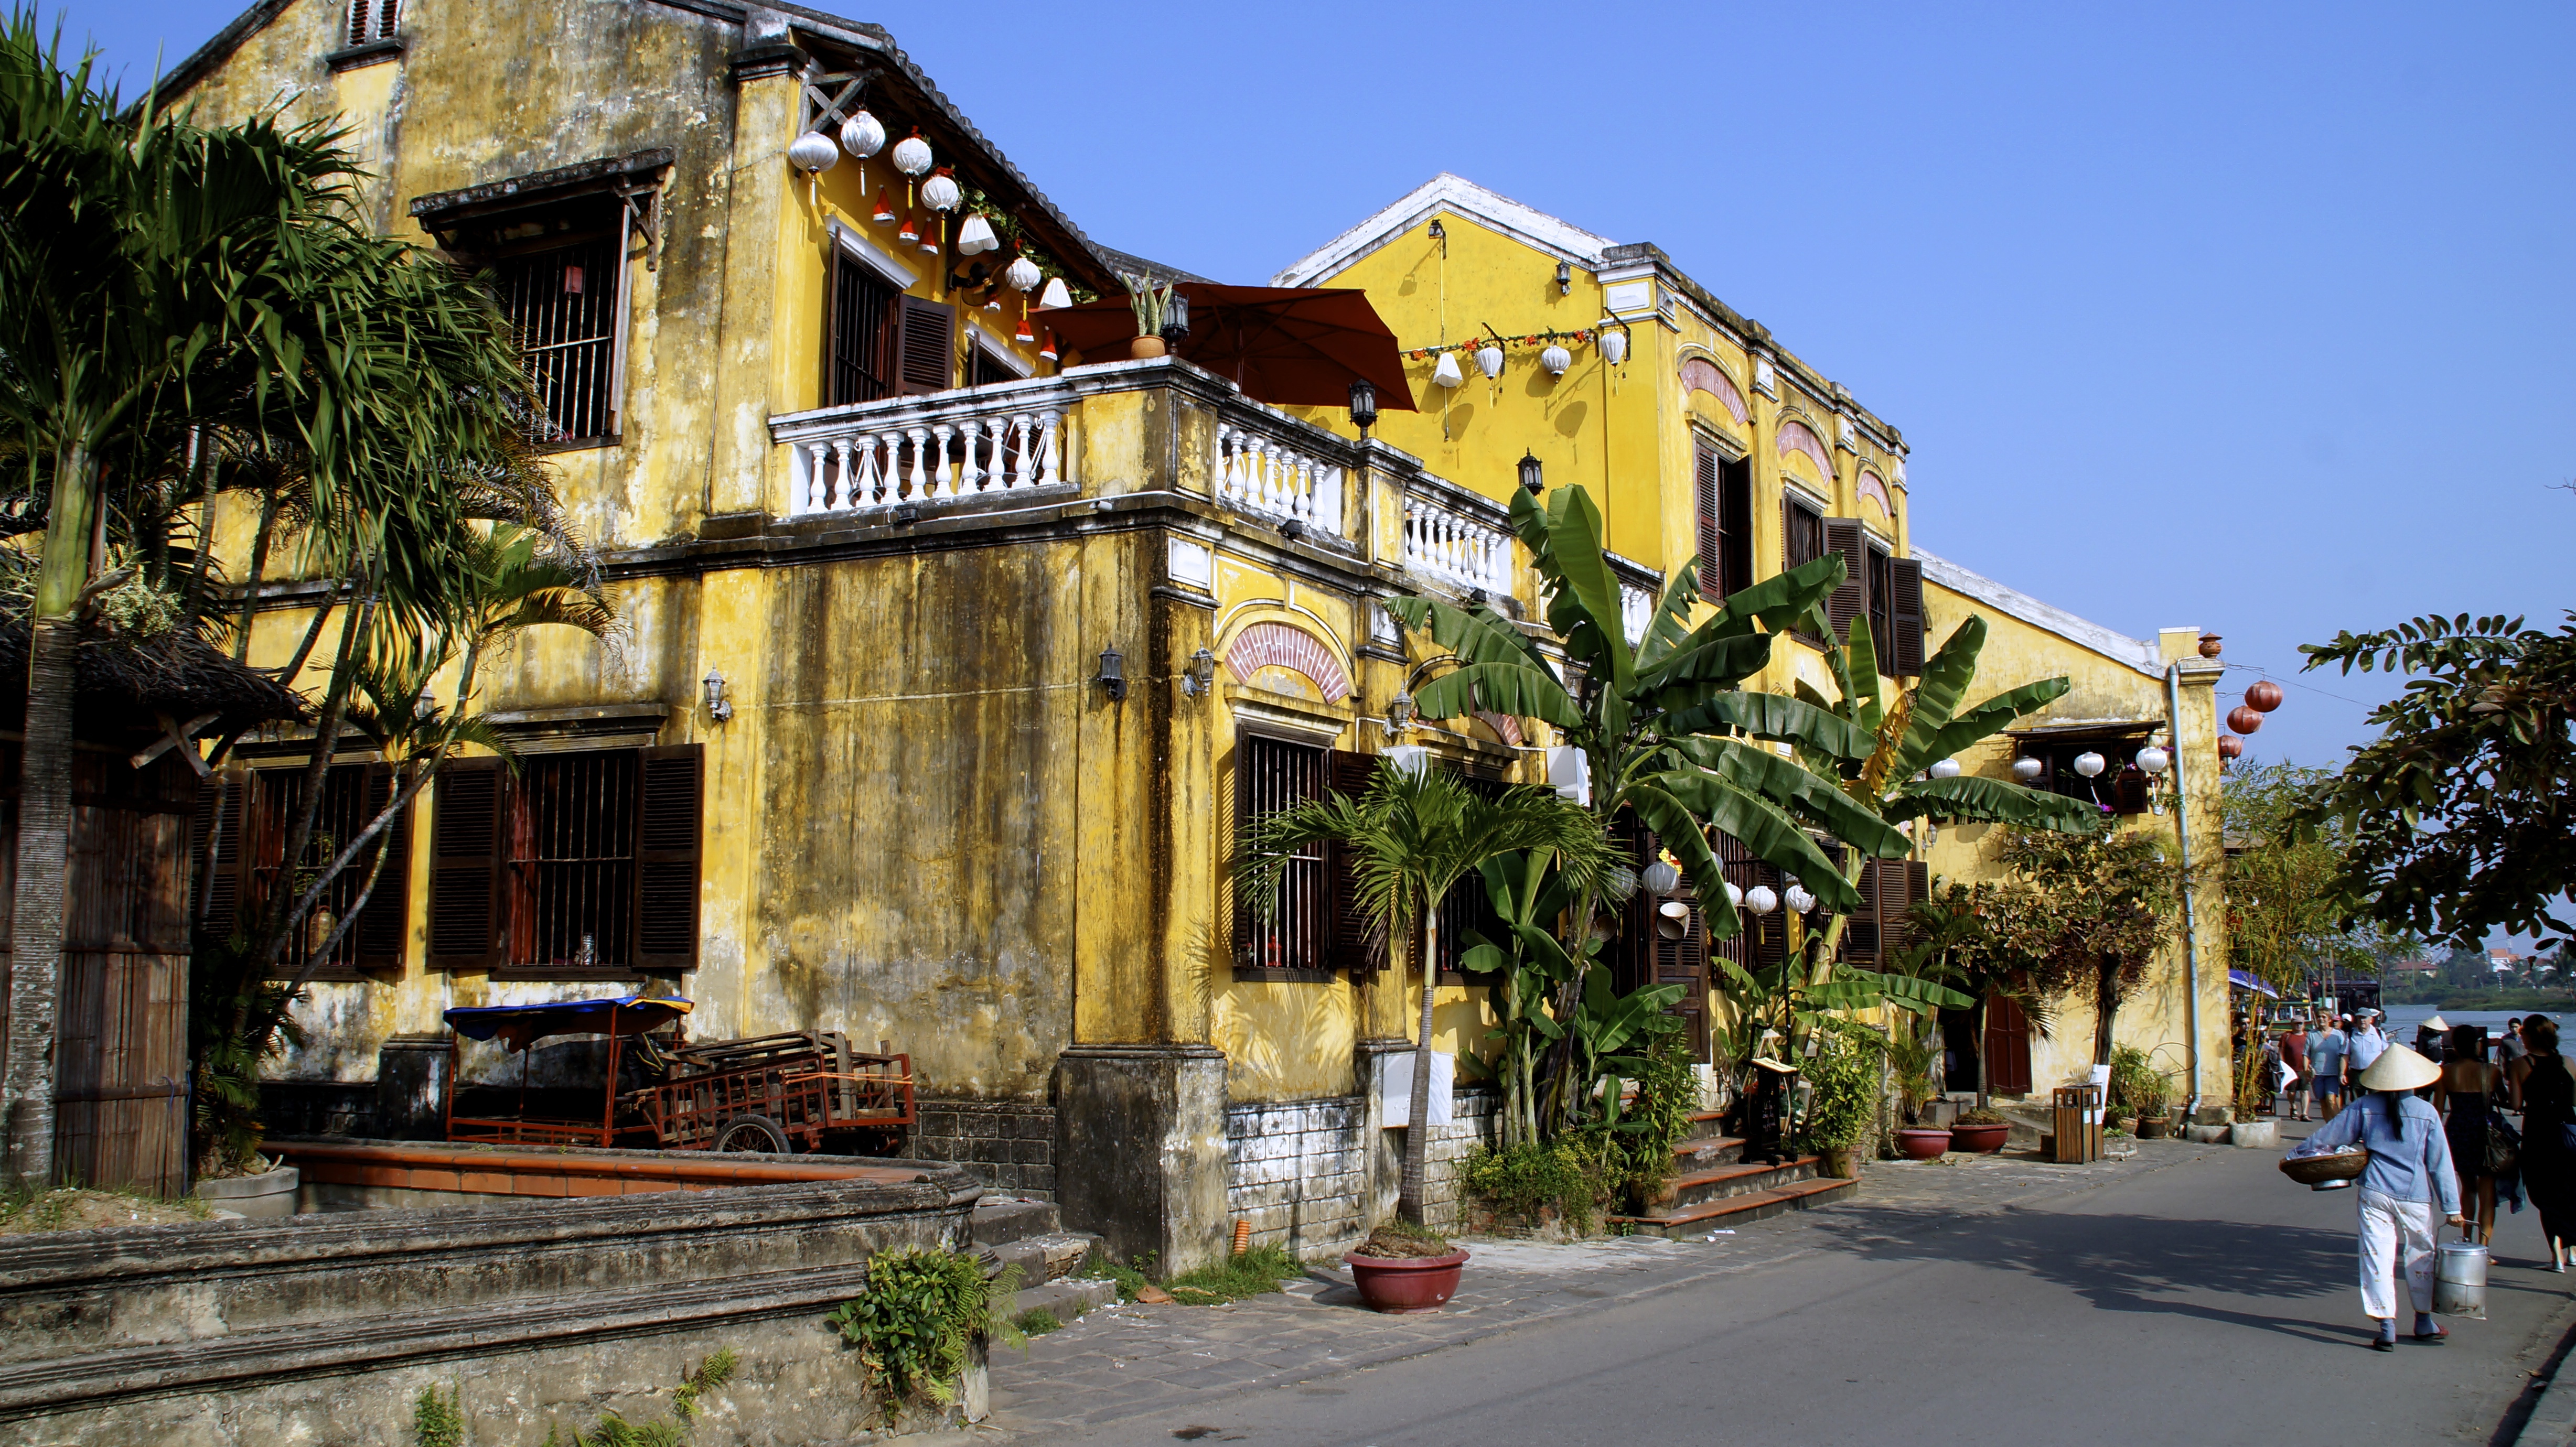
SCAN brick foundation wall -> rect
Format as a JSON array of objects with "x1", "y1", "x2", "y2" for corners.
[
  {"x1": 909, "y1": 1099, "x2": 1058, "y2": 1200},
  {"x1": 1225, "y1": 1086, "x2": 1498, "y2": 1257}
]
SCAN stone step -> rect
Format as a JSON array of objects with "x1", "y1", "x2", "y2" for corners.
[
  {"x1": 1655, "y1": 1155, "x2": 1821, "y2": 1213},
  {"x1": 1675, "y1": 1133, "x2": 1745, "y2": 1169},
  {"x1": 1010, "y1": 1276, "x2": 1118, "y2": 1325},
  {"x1": 970, "y1": 1197, "x2": 1061, "y2": 1248},
  {"x1": 1606, "y1": 1175, "x2": 1857, "y2": 1238},
  {"x1": 986, "y1": 1231, "x2": 1099, "y2": 1284}
]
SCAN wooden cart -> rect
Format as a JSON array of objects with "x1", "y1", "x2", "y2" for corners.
[{"x1": 441, "y1": 997, "x2": 914, "y2": 1154}]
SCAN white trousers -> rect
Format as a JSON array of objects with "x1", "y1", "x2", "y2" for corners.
[{"x1": 2357, "y1": 1189, "x2": 2437, "y2": 1320}]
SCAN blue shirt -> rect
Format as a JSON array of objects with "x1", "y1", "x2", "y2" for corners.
[
  {"x1": 2348, "y1": 1026, "x2": 2390, "y2": 1071},
  {"x1": 2312, "y1": 1029, "x2": 2348, "y2": 1075},
  {"x1": 2290, "y1": 1094, "x2": 2461, "y2": 1215}
]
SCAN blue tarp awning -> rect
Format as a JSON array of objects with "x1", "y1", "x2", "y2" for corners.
[
  {"x1": 442, "y1": 996, "x2": 692, "y2": 1050},
  {"x1": 2227, "y1": 969, "x2": 2281, "y2": 1000}
]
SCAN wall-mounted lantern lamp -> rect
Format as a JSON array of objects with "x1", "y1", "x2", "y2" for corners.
[
  {"x1": 1348, "y1": 380, "x2": 1378, "y2": 435},
  {"x1": 1555, "y1": 260, "x2": 1572, "y2": 296},
  {"x1": 1179, "y1": 646, "x2": 1218, "y2": 697},
  {"x1": 703, "y1": 668, "x2": 733, "y2": 723},
  {"x1": 1096, "y1": 645, "x2": 1126, "y2": 703},
  {"x1": 1427, "y1": 218, "x2": 1446, "y2": 251},
  {"x1": 1517, "y1": 450, "x2": 1544, "y2": 495},
  {"x1": 1161, "y1": 289, "x2": 1190, "y2": 343},
  {"x1": 415, "y1": 687, "x2": 439, "y2": 722},
  {"x1": 1383, "y1": 690, "x2": 1416, "y2": 738}
]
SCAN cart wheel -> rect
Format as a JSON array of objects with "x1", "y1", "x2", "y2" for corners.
[{"x1": 715, "y1": 1114, "x2": 791, "y2": 1153}]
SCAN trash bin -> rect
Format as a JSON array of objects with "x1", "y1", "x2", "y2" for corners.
[
  {"x1": 2434, "y1": 1243, "x2": 2488, "y2": 1319},
  {"x1": 2052, "y1": 1086, "x2": 2101, "y2": 1163}
]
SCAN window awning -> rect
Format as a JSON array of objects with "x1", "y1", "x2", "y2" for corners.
[
  {"x1": 2005, "y1": 718, "x2": 2161, "y2": 739},
  {"x1": 2227, "y1": 969, "x2": 2281, "y2": 999}
]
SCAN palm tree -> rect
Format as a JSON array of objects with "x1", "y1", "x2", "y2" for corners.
[{"x1": 1236, "y1": 763, "x2": 1612, "y2": 1224}]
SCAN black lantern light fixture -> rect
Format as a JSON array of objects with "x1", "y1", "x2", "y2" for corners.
[
  {"x1": 1384, "y1": 691, "x2": 1416, "y2": 738},
  {"x1": 1096, "y1": 644, "x2": 1126, "y2": 703},
  {"x1": 703, "y1": 668, "x2": 733, "y2": 723},
  {"x1": 1348, "y1": 380, "x2": 1378, "y2": 435},
  {"x1": 1517, "y1": 449, "x2": 1544, "y2": 495},
  {"x1": 1555, "y1": 260, "x2": 1572, "y2": 296},
  {"x1": 1179, "y1": 646, "x2": 1218, "y2": 697},
  {"x1": 1160, "y1": 288, "x2": 1190, "y2": 343}
]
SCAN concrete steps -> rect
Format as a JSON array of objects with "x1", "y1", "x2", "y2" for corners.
[
  {"x1": 1600, "y1": 1112, "x2": 1854, "y2": 1237},
  {"x1": 971, "y1": 1197, "x2": 1113, "y2": 1322},
  {"x1": 1606, "y1": 1175, "x2": 1857, "y2": 1238}
]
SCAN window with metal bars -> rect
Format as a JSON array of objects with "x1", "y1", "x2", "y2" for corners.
[
  {"x1": 828, "y1": 249, "x2": 897, "y2": 405},
  {"x1": 345, "y1": 0, "x2": 400, "y2": 46},
  {"x1": 192, "y1": 763, "x2": 415, "y2": 981},
  {"x1": 1233, "y1": 734, "x2": 1332, "y2": 979},
  {"x1": 490, "y1": 235, "x2": 622, "y2": 447},
  {"x1": 426, "y1": 746, "x2": 702, "y2": 977}
]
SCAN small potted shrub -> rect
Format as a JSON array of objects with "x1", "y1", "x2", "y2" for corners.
[
  {"x1": 1345, "y1": 1224, "x2": 1468, "y2": 1313},
  {"x1": 1949, "y1": 1107, "x2": 2011, "y2": 1153},
  {"x1": 1800, "y1": 1022, "x2": 1886, "y2": 1178}
]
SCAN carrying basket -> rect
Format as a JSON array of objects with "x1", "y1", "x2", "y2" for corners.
[{"x1": 2280, "y1": 1149, "x2": 2367, "y2": 1186}]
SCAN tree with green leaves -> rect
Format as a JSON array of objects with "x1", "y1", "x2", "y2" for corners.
[
  {"x1": 2296, "y1": 611, "x2": 2576, "y2": 952},
  {"x1": 1235, "y1": 764, "x2": 1612, "y2": 1224}
]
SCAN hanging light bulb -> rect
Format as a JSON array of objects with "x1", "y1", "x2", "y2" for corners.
[
  {"x1": 1540, "y1": 343, "x2": 1571, "y2": 376},
  {"x1": 922, "y1": 166, "x2": 961, "y2": 214},
  {"x1": 1743, "y1": 885, "x2": 1779, "y2": 916},
  {"x1": 956, "y1": 213, "x2": 997, "y2": 255},
  {"x1": 2134, "y1": 746, "x2": 2171, "y2": 776},
  {"x1": 2012, "y1": 756, "x2": 2044, "y2": 783},
  {"x1": 1641, "y1": 859, "x2": 1681, "y2": 895},
  {"x1": 1600, "y1": 328, "x2": 1629, "y2": 366},
  {"x1": 839, "y1": 109, "x2": 885, "y2": 190},
  {"x1": 1476, "y1": 342, "x2": 1504, "y2": 380},
  {"x1": 786, "y1": 131, "x2": 839, "y2": 205},
  {"x1": 1004, "y1": 255, "x2": 1043, "y2": 294},
  {"x1": 1038, "y1": 276, "x2": 1074, "y2": 309},
  {"x1": 1784, "y1": 881, "x2": 1817, "y2": 914},
  {"x1": 1432, "y1": 351, "x2": 1465, "y2": 388},
  {"x1": 892, "y1": 128, "x2": 933, "y2": 206},
  {"x1": 2073, "y1": 751, "x2": 2107, "y2": 779},
  {"x1": 1929, "y1": 758, "x2": 1963, "y2": 780},
  {"x1": 1724, "y1": 881, "x2": 1745, "y2": 908}
]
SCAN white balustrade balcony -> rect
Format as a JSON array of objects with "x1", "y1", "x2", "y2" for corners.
[
  {"x1": 771, "y1": 377, "x2": 1076, "y2": 518},
  {"x1": 1213, "y1": 416, "x2": 1345, "y2": 537},
  {"x1": 1620, "y1": 579, "x2": 1656, "y2": 645},
  {"x1": 1402, "y1": 478, "x2": 1515, "y2": 597}
]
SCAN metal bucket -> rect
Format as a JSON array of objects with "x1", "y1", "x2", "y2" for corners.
[{"x1": 2434, "y1": 1243, "x2": 2489, "y2": 1319}]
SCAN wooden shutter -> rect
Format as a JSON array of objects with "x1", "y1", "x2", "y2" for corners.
[
  {"x1": 192, "y1": 765, "x2": 251, "y2": 935},
  {"x1": 1327, "y1": 749, "x2": 1381, "y2": 973},
  {"x1": 822, "y1": 242, "x2": 845, "y2": 406},
  {"x1": 894, "y1": 295, "x2": 954, "y2": 395},
  {"x1": 1887, "y1": 557, "x2": 1926, "y2": 677},
  {"x1": 426, "y1": 758, "x2": 507, "y2": 971},
  {"x1": 1984, "y1": 995, "x2": 2033, "y2": 1095},
  {"x1": 1844, "y1": 857, "x2": 1881, "y2": 964},
  {"x1": 634, "y1": 744, "x2": 703, "y2": 972},
  {"x1": 1889, "y1": 860, "x2": 1928, "y2": 957},
  {"x1": 1694, "y1": 440, "x2": 1722, "y2": 601},
  {"x1": 1824, "y1": 518, "x2": 1869, "y2": 648},
  {"x1": 353, "y1": 764, "x2": 415, "y2": 975}
]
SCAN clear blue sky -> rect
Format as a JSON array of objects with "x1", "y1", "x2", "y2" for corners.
[{"x1": 55, "y1": 1, "x2": 2576, "y2": 785}]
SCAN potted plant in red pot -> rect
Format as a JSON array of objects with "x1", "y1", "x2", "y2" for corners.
[
  {"x1": 1345, "y1": 1224, "x2": 1468, "y2": 1313},
  {"x1": 1895, "y1": 1126, "x2": 1954, "y2": 1160},
  {"x1": 1949, "y1": 1107, "x2": 2011, "y2": 1153}
]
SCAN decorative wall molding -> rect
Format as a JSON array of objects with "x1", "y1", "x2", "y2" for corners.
[
  {"x1": 1776, "y1": 420, "x2": 1834, "y2": 481},
  {"x1": 1223, "y1": 621, "x2": 1353, "y2": 703},
  {"x1": 1678, "y1": 357, "x2": 1749, "y2": 424}
]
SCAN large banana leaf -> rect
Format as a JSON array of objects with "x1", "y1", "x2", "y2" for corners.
[
  {"x1": 1889, "y1": 677, "x2": 2073, "y2": 780},
  {"x1": 1412, "y1": 661, "x2": 1585, "y2": 729},
  {"x1": 1667, "y1": 737, "x2": 1912, "y2": 859},
  {"x1": 1627, "y1": 779, "x2": 1742, "y2": 940},
  {"x1": 1704, "y1": 554, "x2": 1848, "y2": 639},
  {"x1": 1842, "y1": 618, "x2": 1884, "y2": 734},
  {"x1": 1661, "y1": 693, "x2": 1876, "y2": 760},
  {"x1": 1531, "y1": 488, "x2": 1634, "y2": 695},
  {"x1": 1385, "y1": 596, "x2": 1559, "y2": 673},
  {"x1": 1634, "y1": 559, "x2": 1704, "y2": 671},
  {"x1": 1884, "y1": 773, "x2": 2100, "y2": 832},
  {"x1": 1647, "y1": 771, "x2": 1860, "y2": 912},
  {"x1": 1634, "y1": 628, "x2": 1776, "y2": 693},
  {"x1": 1850, "y1": 967, "x2": 1976, "y2": 1014},
  {"x1": 1897, "y1": 615, "x2": 1988, "y2": 752}
]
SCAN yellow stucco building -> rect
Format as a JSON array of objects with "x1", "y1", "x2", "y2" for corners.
[{"x1": 171, "y1": 3, "x2": 2228, "y2": 1268}]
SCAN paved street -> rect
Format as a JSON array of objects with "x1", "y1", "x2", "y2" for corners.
[{"x1": 990, "y1": 1132, "x2": 2576, "y2": 1445}]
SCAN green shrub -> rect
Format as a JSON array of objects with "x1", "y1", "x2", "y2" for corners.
[
  {"x1": 1595, "y1": 1036, "x2": 1699, "y2": 1207},
  {"x1": 1799, "y1": 1021, "x2": 1888, "y2": 1151},
  {"x1": 827, "y1": 1248, "x2": 1024, "y2": 1414},
  {"x1": 1161, "y1": 1245, "x2": 1302, "y2": 1304},
  {"x1": 534, "y1": 1351, "x2": 736, "y2": 1447},
  {"x1": 413, "y1": 1386, "x2": 464, "y2": 1447},
  {"x1": 1461, "y1": 1139, "x2": 1607, "y2": 1235},
  {"x1": 2107, "y1": 1045, "x2": 2172, "y2": 1115},
  {"x1": 1014, "y1": 1306, "x2": 1061, "y2": 1336}
]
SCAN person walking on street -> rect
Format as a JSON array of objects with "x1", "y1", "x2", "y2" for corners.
[
  {"x1": 2313, "y1": 1018, "x2": 2350, "y2": 1117},
  {"x1": 2281, "y1": 1022, "x2": 2311, "y2": 1120},
  {"x1": 2509, "y1": 1016, "x2": 2575, "y2": 1272},
  {"x1": 2499, "y1": 1019, "x2": 2529, "y2": 1069},
  {"x1": 2437, "y1": 1023, "x2": 2502, "y2": 1246},
  {"x1": 2288, "y1": 1044, "x2": 2464, "y2": 1350},
  {"x1": 2349, "y1": 1013, "x2": 2390, "y2": 1075}
]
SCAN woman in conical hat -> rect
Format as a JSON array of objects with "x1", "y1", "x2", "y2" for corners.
[{"x1": 2287, "y1": 1043, "x2": 2464, "y2": 1349}]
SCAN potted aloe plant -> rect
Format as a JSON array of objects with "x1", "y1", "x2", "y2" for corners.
[{"x1": 1121, "y1": 272, "x2": 1175, "y2": 359}]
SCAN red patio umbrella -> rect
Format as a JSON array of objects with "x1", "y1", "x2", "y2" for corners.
[{"x1": 1034, "y1": 283, "x2": 1417, "y2": 411}]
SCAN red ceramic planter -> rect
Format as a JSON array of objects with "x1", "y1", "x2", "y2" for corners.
[
  {"x1": 1895, "y1": 1127, "x2": 1954, "y2": 1160},
  {"x1": 1949, "y1": 1122, "x2": 2010, "y2": 1153},
  {"x1": 1345, "y1": 1248, "x2": 1470, "y2": 1313}
]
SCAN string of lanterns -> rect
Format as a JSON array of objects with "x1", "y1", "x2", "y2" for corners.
[
  {"x1": 1403, "y1": 326, "x2": 1628, "y2": 386},
  {"x1": 786, "y1": 111, "x2": 1083, "y2": 353}
]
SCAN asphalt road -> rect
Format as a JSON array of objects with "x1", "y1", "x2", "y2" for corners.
[{"x1": 1035, "y1": 1135, "x2": 2576, "y2": 1447}]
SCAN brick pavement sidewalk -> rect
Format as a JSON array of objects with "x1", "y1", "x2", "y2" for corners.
[{"x1": 982, "y1": 1136, "x2": 2235, "y2": 1439}]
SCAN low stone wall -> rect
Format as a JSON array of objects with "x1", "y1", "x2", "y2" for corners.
[
  {"x1": 1226, "y1": 1085, "x2": 1498, "y2": 1257},
  {"x1": 0, "y1": 1146, "x2": 980, "y2": 1445},
  {"x1": 910, "y1": 1099, "x2": 1058, "y2": 1200}
]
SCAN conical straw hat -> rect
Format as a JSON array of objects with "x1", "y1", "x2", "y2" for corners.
[
  {"x1": 2424, "y1": 1014, "x2": 2450, "y2": 1032},
  {"x1": 2357, "y1": 1044, "x2": 2441, "y2": 1093}
]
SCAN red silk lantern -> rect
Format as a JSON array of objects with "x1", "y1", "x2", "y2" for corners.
[
  {"x1": 2218, "y1": 736, "x2": 2244, "y2": 761},
  {"x1": 2227, "y1": 705, "x2": 2264, "y2": 735},
  {"x1": 2245, "y1": 679, "x2": 2283, "y2": 712}
]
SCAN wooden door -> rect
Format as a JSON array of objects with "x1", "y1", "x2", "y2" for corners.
[{"x1": 1984, "y1": 995, "x2": 2034, "y2": 1096}]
